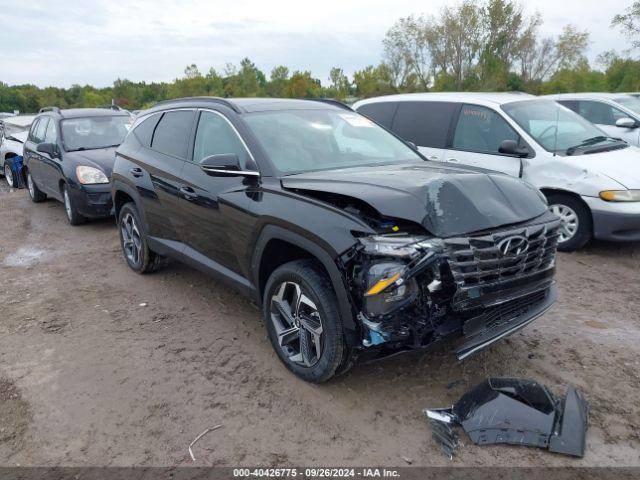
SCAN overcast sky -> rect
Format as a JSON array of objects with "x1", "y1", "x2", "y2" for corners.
[{"x1": 0, "y1": 0, "x2": 633, "y2": 88}]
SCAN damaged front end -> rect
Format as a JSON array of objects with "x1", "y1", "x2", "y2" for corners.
[{"x1": 346, "y1": 211, "x2": 561, "y2": 360}]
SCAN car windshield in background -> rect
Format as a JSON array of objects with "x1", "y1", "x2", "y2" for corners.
[
  {"x1": 614, "y1": 96, "x2": 640, "y2": 116},
  {"x1": 502, "y1": 100, "x2": 626, "y2": 155},
  {"x1": 243, "y1": 109, "x2": 422, "y2": 174},
  {"x1": 61, "y1": 116, "x2": 131, "y2": 151}
]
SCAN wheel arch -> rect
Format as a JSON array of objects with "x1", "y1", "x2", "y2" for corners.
[
  {"x1": 540, "y1": 187, "x2": 594, "y2": 234},
  {"x1": 252, "y1": 225, "x2": 357, "y2": 334}
]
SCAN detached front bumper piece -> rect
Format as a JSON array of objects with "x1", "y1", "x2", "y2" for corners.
[{"x1": 425, "y1": 377, "x2": 589, "y2": 458}]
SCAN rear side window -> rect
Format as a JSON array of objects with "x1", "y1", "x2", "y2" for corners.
[
  {"x1": 133, "y1": 113, "x2": 161, "y2": 147},
  {"x1": 356, "y1": 102, "x2": 398, "y2": 129},
  {"x1": 577, "y1": 101, "x2": 628, "y2": 126},
  {"x1": 452, "y1": 104, "x2": 519, "y2": 154},
  {"x1": 193, "y1": 111, "x2": 251, "y2": 168},
  {"x1": 151, "y1": 110, "x2": 195, "y2": 159},
  {"x1": 391, "y1": 102, "x2": 457, "y2": 148}
]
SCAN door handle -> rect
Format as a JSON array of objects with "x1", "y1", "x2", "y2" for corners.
[
  {"x1": 130, "y1": 167, "x2": 143, "y2": 178},
  {"x1": 179, "y1": 186, "x2": 197, "y2": 200}
]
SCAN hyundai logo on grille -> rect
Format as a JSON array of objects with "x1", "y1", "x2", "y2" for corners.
[{"x1": 497, "y1": 235, "x2": 529, "y2": 256}]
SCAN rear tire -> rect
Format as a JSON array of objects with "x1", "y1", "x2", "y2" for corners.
[
  {"x1": 263, "y1": 260, "x2": 346, "y2": 383},
  {"x1": 3, "y1": 160, "x2": 15, "y2": 188},
  {"x1": 117, "y1": 202, "x2": 168, "y2": 273},
  {"x1": 26, "y1": 170, "x2": 46, "y2": 202},
  {"x1": 63, "y1": 184, "x2": 86, "y2": 226},
  {"x1": 547, "y1": 193, "x2": 592, "y2": 252}
]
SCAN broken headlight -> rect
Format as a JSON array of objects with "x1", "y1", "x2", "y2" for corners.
[{"x1": 359, "y1": 235, "x2": 441, "y2": 318}]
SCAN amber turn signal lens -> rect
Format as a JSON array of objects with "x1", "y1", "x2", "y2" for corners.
[{"x1": 365, "y1": 272, "x2": 401, "y2": 296}]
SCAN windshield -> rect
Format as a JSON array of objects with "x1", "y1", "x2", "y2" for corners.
[
  {"x1": 1, "y1": 122, "x2": 29, "y2": 139},
  {"x1": 61, "y1": 116, "x2": 132, "y2": 151},
  {"x1": 614, "y1": 96, "x2": 640, "y2": 116},
  {"x1": 243, "y1": 109, "x2": 422, "y2": 174},
  {"x1": 502, "y1": 100, "x2": 624, "y2": 155}
]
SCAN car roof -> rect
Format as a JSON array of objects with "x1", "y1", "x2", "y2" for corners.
[
  {"x1": 39, "y1": 108, "x2": 131, "y2": 120},
  {"x1": 353, "y1": 91, "x2": 536, "y2": 109},
  {"x1": 540, "y1": 92, "x2": 634, "y2": 101},
  {"x1": 145, "y1": 97, "x2": 348, "y2": 115}
]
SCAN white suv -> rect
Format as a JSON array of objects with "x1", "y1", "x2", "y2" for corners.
[
  {"x1": 543, "y1": 93, "x2": 640, "y2": 147},
  {"x1": 353, "y1": 92, "x2": 640, "y2": 251}
]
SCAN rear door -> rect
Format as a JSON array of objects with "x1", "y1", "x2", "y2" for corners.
[
  {"x1": 176, "y1": 109, "x2": 256, "y2": 275},
  {"x1": 390, "y1": 101, "x2": 458, "y2": 161},
  {"x1": 443, "y1": 104, "x2": 523, "y2": 177},
  {"x1": 131, "y1": 109, "x2": 196, "y2": 243},
  {"x1": 24, "y1": 117, "x2": 50, "y2": 192}
]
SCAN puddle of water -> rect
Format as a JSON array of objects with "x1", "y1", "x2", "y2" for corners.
[{"x1": 3, "y1": 247, "x2": 46, "y2": 267}]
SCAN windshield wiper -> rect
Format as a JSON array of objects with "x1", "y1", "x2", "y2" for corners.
[{"x1": 565, "y1": 136, "x2": 619, "y2": 156}]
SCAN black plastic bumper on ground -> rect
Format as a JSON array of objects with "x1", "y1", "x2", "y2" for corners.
[
  {"x1": 592, "y1": 208, "x2": 640, "y2": 242},
  {"x1": 454, "y1": 285, "x2": 557, "y2": 360}
]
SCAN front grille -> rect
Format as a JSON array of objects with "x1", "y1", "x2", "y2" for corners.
[{"x1": 443, "y1": 220, "x2": 561, "y2": 289}]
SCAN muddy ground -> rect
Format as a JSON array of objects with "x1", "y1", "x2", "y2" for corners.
[{"x1": 0, "y1": 182, "x2": 639, "y2": 468}]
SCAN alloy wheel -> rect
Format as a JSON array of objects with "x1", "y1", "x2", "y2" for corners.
[
  {"x1": 4, "y1": 164, "x2": 13, "y2": 187},
  {"x1": 270, "y1": 281, "x2": 324, "y2": 367},
  {"x1": 121, "y1": 212, "x2": 142, "y2": 266},
  {"x1": 550, "y1": 203, "x2": 579, "y2": 243}
]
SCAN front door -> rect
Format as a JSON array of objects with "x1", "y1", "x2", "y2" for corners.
[
  {"x1": 177, "y1": 109, "x2": 256, "y2": 275},
  {"x1": 443, "y1": 104, "x2": 523, "y2": 177}
]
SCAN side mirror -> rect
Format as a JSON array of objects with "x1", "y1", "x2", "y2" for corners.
[
  {"x1": 199, "y1": 153, "x2": 259, "y2": 177},
  {"x1": 615, "y1": 117, "x2": 637, "y2": 129},
  {"x1": 37, "y1": 142, "x2": 58, "y2": 157},
  {"x1": 498, "y1": 139, "x2": 529, "y2": 158}
]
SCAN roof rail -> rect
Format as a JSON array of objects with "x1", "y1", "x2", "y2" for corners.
[
  {"x1": 153, "y1": 97, "x2": 241, "y2": 113},
  {"x1": 38, "y1": 106, "x2": 61, "y2": 114},
  {"x1": 308, "y1": 98, "x2": 353, "y2": 111}
]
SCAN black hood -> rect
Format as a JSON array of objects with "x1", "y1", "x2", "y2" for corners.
[
  {"x1": 281, "y1": 163, "x2": 548, "y2": 237},
  {"x1": 64, "y1": 147, "x2": 117, "y2": 177}
]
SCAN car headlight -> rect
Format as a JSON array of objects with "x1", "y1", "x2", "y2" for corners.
[
  {"x1": 358, "y1": 235, "x2": 442, "y2": 318},
  {"x1": 599, "y1": 190, "x2": 640, "y2": 202},
  {"x1": 76, "y1": 166, "x2": 109, "y2": 185}
]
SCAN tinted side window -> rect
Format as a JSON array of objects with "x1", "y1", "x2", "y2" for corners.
[
  {"x1": 392, "y1": 102, "x2": 457, "y2": 148},
  {"x1": 452, "y1": 104, "x2": 518, "y2": 154},
  {"x1": 133, "y1": 113, "x2": 161, "y2": 147},
  {"x1": 33, "y1": 118, "x2": 49, "y2": 143},
  {"x1": 356, "y1": 102, "x2": 398, "y2": 129},
  {"x1": 193, "y1": 111, "x2": 251, "y2": 168},
  {"x1": 558, "y1": 100, "x2": 579, "y2": 113},
  {"x1": 151, "y1": 111, "x2": 194, "y2": 158},
  {"x1": 578, "y1": 101, "x2": 627, "y2": 126},
  {"x1": 44, "y1": 120, "x2": 58, "y2": 143}
]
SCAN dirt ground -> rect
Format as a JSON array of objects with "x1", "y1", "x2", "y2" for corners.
[{"x1": 0, "y1": 182, "x2": 639, "y2": 468}]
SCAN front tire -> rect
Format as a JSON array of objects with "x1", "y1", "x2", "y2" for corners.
[
  {"x1": 26, "y1": 170, "x2": 46, "y2": 202},
  {"x1": 3, "y1": 160, "x2": 15, "y2": 188},
  {"x1": 117, "y1": 202, "x2": 168, "y2": 273},
  {"x1": 547, "y1": 193, "x2": 592, "y2": 252},
  {"x1": 62, "y1": 184, "x2": 86, "y2": 226},
  {"x1": 263, "y1": 260, "x2": 345, "y2": 383}
]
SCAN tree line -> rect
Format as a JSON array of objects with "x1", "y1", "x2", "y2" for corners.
[{"x1": 2, "y1": 0, "x2": 640, "y2": 113}]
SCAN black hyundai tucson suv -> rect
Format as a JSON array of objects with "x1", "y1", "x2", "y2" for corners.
[{"x1": 112, "y1": 97, "x2": 560, "y2": 382}]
